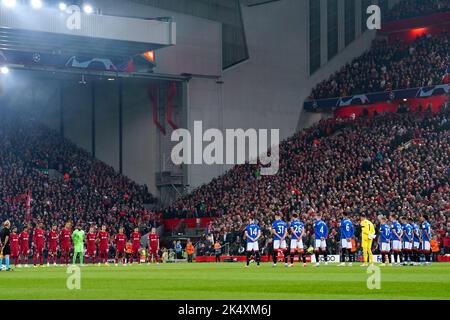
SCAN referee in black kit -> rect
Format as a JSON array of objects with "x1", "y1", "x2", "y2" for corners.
[{"x1": 0, "y1": 220, "x2": 13, "y2": 271}]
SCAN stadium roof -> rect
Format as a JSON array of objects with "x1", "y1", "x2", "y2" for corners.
[{"x1": 0, "y1": 3, "x2": 176, "y2": 58}]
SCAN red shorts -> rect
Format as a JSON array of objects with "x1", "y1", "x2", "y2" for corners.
[
  {"x1": 116, "y1": 247, "x2": 125, "y2": 255},
  {"x1": 61, "y1": 244, "x2": 71, "y2": 253},
  {"x1": 149, "y1": 247, "x2": 158, "y2": 256},
  {"x1": 48, "y1": 246, "x2": 57, "y2": 254},
  {"x1": 99, "y1": 247, "x2": 108, "y2": 255},
  {"x1": 20, "y1": 248, "x2": 29, "y2": 256},
  {"x1": 87, "y1": 248, "x2": 96, "y2": 256},
  {"x1": 35, "y1": 246, "x2": 44, "y2": 254},
  {"x1": 11, "y1": 248, "x2": 19, "y2": 257},
  {"x1": 132, "y1": 247, "x2": 140, "y2": 254}
]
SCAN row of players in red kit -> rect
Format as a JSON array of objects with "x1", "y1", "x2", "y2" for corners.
[{"x1": 7, "y1": 222, "x2": 160, "y2": 267}]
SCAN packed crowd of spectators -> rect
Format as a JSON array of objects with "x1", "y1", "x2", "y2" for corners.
[
  {"x1": 309, "y1": 32, "x2": 450, "y2": 100},
  {"x1": 385, "y1": 0, "x2": 450, "y2": 22},
  {"x1": 0, "y1": 108, "x2": 160, "y2": 235},
  {"x1": 172, "y1": 104, "x2": 449, "y2": 255}
]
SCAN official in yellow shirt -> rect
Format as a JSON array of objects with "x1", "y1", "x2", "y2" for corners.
[{"x1": 360, "y1": 214, "x2": 376, "y2": 266}]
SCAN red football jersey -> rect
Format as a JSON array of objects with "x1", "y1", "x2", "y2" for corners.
[
  {"x1": 9, "y1": 233, "x2": 19, "y2": 251},
  {"x1": 115, "y1": 233, "x2": 127, "y2": 248},
  {"x1": 19, "y1": 231, "x2": 29, "y2": 250},
  {"x1": 87, "y1": 232, "x2": 97, "y2": 251},
  {"x1": 98, "y1": 231, "x2": 109, "y2": 248},
  {"x1": 48, "y1": 231, "x2": 59, "y2": 248},
  {"x1": 33, "y1": 228, "x2": 45, "y2": 247},
  {"x1": 130, "y1": 231, "x2": 141, "y2": 249},
  {"x1": 60, "y1": 228, "x2": 71, "y2": 246},
  {"x1": 149, "y1": 233, "x2": 159, "y2": 248}
]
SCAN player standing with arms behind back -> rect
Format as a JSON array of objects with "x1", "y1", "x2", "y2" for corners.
[
  {"x1": 379, "y1": 216, "x2": 392, "y2": 266},
  {"x1": 390, "y1": 214, "x2": 403, "y2": 265},
  {"x1": 313, "y1": 213, "x2": 328, "y2": 267},
  {"x1": 420, "y1": 214, "x2": 432, "y2": 265},
  {"x1": 338, "y1": 212, "x2": 354, "y2": 267},
  {"x1": 271, "y1": 213, "x2": 289, "y2": 267},
  {"x1": 289, "y1": 213, "x2": 306, "y2": 267},
  {"x1": 244, "y1": 218, "x2": 261, "y2": 268}
]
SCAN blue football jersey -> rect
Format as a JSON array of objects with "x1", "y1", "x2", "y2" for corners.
[
  {"x1": 314, "y1": 219, "x2": 328, "y2": 238},
  {"x1": 340, "y1": 218, "x2": 354, "y2": 239},
  {"x1": 245, "y1": 224, "x2": 260, "y2": 243},
  {"x1": 402, "y1": 223, "x2": 413, "y2": 241},
  {"x1": 421, "y1": 221, "x2": 431, "y2": 241},
  {"x1": 391, "y1": 221, "x2": 402, "y2": 240},
  {"x1": 380, "y1": 224, "x2": 391, "y2": 243},
  {"x1": 411, "y1": 223, "x2": 420, "y2": 241},
  {"x1": 272, "y1": 220, "x2": 288, "y2": 240},
  {"x1": 290, "y1": 220, "x2": 304, "y2": 238}
]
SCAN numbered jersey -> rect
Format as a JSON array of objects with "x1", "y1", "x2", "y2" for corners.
[
  {"x1": 340, "y1": 218, "x2": 354, "y2": 239},
  {"x1": 290, "y1": 220, "x2": 304, "y2": 238},
  {"x1": 421, "y1": 221, "x2": 431, "y2": 241},
  {"x1": 272, "y1": 220, "x2": 288, "y2": 240},
  {"x1": 411, "y1": 223, "x2": 421, "y2": 241},
  {"x1": 314, "y1": 219, "x2": 328, "y2": 239},
  {"x1": 380, "y1": 224, "x2": 391, "y2": 243},
  {"x1": 245, "y1": 224, "x2": 260, "y2": 243},
  {"x1": 391, "y1": 221, "x2": 403, "y2": 240},
  {"x1": 402, "y1": 223, "x2": 413, "y2": 241}
]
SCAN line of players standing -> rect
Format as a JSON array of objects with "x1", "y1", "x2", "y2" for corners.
[
  {"x1": 243, "y1": 211, "x2": 433, "y2": 267},
  {"x1": 3, "y1": 221, "x2": 161, "y2": 267}
]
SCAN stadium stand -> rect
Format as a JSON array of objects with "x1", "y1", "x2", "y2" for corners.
[
  {"x1": 171, "y1": 105, "x2": 449, "y2": 255},
  {"x1": 309, "y1": 32, "x2": 450, "y2": 100},
  {"x1": 0, "y1": 109, "x2": 161, "y2": 235},
  {"x1": 385, "y1": 0, "x2": 450, "y2": 21}
]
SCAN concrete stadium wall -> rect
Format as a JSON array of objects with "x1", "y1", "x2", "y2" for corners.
[{"x1": 182, "y1": 0, "x2": 377, "y2": 189}]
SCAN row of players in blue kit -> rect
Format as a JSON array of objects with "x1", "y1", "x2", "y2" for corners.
[{"x1": 243, "y1": 212, "x2": 433, "y2": 267}]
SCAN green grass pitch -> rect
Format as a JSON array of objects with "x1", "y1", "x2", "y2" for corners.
[{"x1": 0, "y1": 263, "x2": 449, "y2": 300}]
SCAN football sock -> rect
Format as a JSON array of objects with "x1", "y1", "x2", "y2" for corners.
[
  {"x1": 5, "y1": 257, "x2": 9, "y2": 269},
  {"x1": 272, "y1": 251, "x2": 277, "y2": 264},
  {"x1": 290, "y1": 253, "x2": 294, "y2": 264},
  {"x1": 314, "y1": 252, "x2": 320, "y2": 263},
  {"x1": 381, "y1": 253, "x2": 386, "y2": 263},
  {"x1": 393, "y1": 251, "x2": 398, "y2": 263},
  {"x1": 323, "y1": 250, "x2": 328, "y2": 262},
  {"x1": 255, "y1": 252, "x2": 260, "y2": 265},
  {"x1": 283, "y1": 251, "x2": 289, "y2": 264}
]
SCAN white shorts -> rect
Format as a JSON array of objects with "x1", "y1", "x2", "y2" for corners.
[
  {"x1": 392, "y1": 240, "x2": 402, "y2": 251},
  {"x1": 246, "y1": 242, "x2": 259, "y2": 252},
  {"x1": 403, "y1": 242, "x2": 412, "y2": 250},
  {"x1": 314, "y1": 239, "x2": 327, "y2": 249},
  {"x1": 413, "y1": 241, "x2": 420, "y2": 250},
  {"x1": 381, "y1": 242, "x2": 391, "y2": 252},
  {"x1": 290, "y1": 239, "x2": 304, "y2": 252},
  {"x1": 422, "y1": 240, "x2": 431, "y2": 251},
  {"x1": 341, "y1": 239, "x2": 352, "y2": 249},
  {"x1": 273, "y1": 240, "x2": 287, "y2": 251}
]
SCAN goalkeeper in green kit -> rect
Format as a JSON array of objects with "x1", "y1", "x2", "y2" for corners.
[{"x1": 72, "y1": 225, "x2": 85, "y2": 265}]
